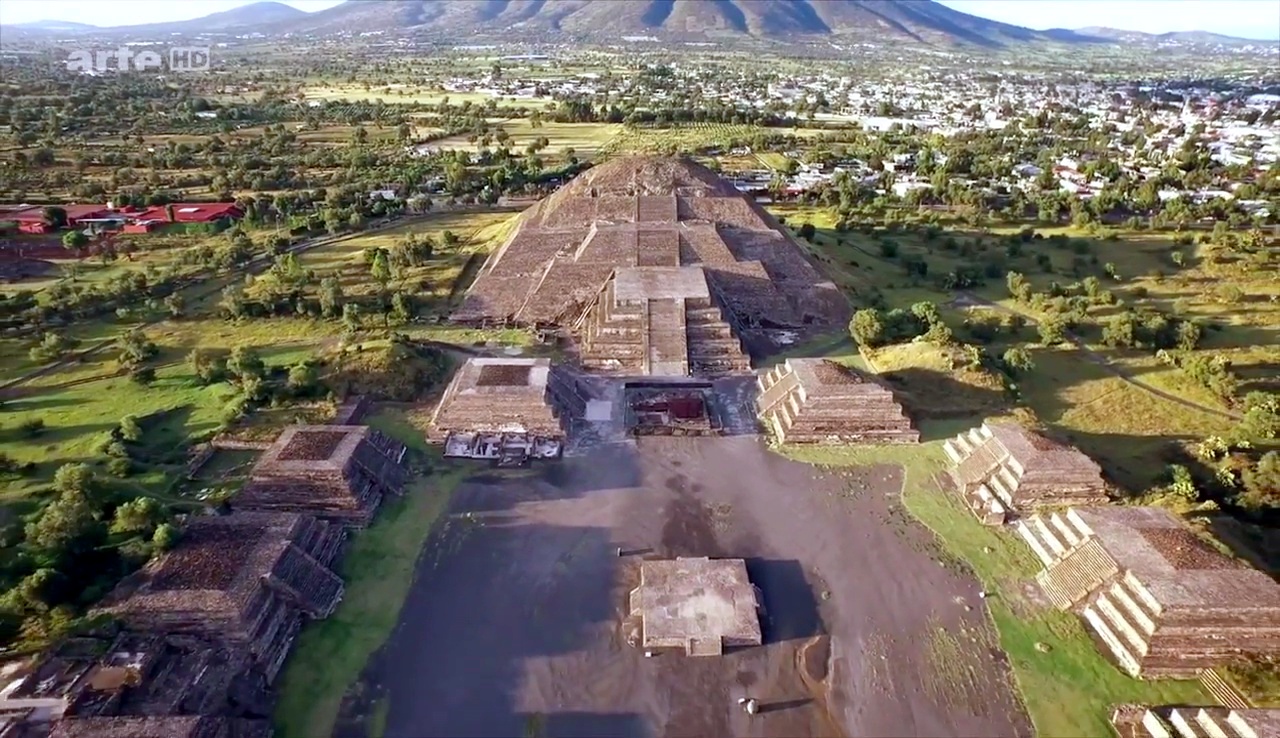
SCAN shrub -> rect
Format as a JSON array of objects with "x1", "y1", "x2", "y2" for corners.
[
  {"x1": 849, "y1": 309, "x2": 885, "y2": 348},
  {"x1": 1002, "y1": 347, "x2": 1035, "y2": 374},
  {"x1": 106, "y1": 457, "x2": 132, "y2": 478}
]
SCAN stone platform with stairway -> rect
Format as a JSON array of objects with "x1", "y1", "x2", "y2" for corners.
[
  {"x1": 578, "y1": 266, "x2": 751, "y2": 380},
  {"x1": 754, "y1": 357, "x2": 918, "y2": 445},
  {"x1": 942, "y1": 420, "x2": 1109, "y2": 525},
  {"x1": 1111, "y1": 705, "x2": 1279, "y2": 738},
  {"x1": 1014, "y1": 505, "x2": 1280, "y2": 679}
]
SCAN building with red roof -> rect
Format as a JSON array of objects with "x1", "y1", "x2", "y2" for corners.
[{"x1": 132, "y1": 203, "x2": 243, "y2": 224}]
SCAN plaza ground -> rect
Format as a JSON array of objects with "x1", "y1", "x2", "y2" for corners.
[{"x1": 371, "y1": 435, "x2": 1031, "y2": 738}]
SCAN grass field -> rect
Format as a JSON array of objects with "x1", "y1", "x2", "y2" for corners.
[
  {"x1": 298, "y1": 209, "x2": 518, "y2": 302},
  {"x1": 0, "y1": 209, "x2": 528, "y2": 504},
  {"x1": 272, "y1": 409, "x2": 466, "y2": 738},
  {"x1": 782, "y1": 439, "x2": 1210, "y2": 737},
  {"x1": 600, "y1": 123, "x2": 828, "y2": 154},
  {"x1": 770, "y1": 203, "x2": 1277, "y2": 492},
  {"x1": 301, "y1": 85, "x2": 555, "y2": 109},
  {"x1": 424, "y1": 120, "x2": 623, "y2": 156}
]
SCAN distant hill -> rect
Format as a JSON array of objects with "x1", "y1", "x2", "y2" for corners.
[
  {"x1": 276, "y1": 0, "x2": 1094, "y2": 46},
  {"x1": 126, "y1": 1, "x2": 307, "y2": 34},
  {"x1": 3, "y1": 2, "x2": 306, "y2": 36},
  {"x1": 4, "y1": 0, "x2": 1261, "y2": 48},
  {"x1": 11, "y1": 19, "x2": 98, "y2": 32},
  {"x1": 1076, "y1": 26, "x2": 1266, "y2": 45}
]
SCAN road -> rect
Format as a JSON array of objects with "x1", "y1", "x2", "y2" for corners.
[{"x1": 957, "y1": 292, "x2": 1241, "y2": 421}]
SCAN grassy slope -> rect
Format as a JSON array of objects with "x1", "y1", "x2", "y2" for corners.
[
  {"x1": 769, "y1": 204, "x2": 1274, "y2": 491},
  {"x1": 783, "y1": 439, "x2": 1209, "y2": 737},
  {"x1": 272, "y1": 409, "x2": 466, "y2": 738}
]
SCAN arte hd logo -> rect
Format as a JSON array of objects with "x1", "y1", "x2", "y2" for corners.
[{"x1": 65, "y1": 46, "x2": 210, "y2": 73}]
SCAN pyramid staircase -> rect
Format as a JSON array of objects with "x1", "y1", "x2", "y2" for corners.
[
  {"x1": 579, "y1": 273, "x2": 750, "y2": 378},
  {"x1": 579, "y1": 277, "x2": 646, "y2": 374},
  {"x1": 945, "y1": 424, "x2": 1015, "y2": 523},
  {"x1": 685, "y1": 301, "x2": 751, "y2": 378},
  {"x1": 1124, "y1": 707, "x2": 1268, "y2": 738}
]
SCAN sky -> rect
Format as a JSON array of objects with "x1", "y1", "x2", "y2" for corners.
[{"x1": 0, "y1": 0, "x2": 1275, "y2": 40}]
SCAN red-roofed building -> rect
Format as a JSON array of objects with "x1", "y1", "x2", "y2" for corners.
[
  {"x1": 132, "y1": 202, "x2": 243, "y2": 224},
  {"x1": 0, "y1": 201, "x2": 243, "y2": 234}
]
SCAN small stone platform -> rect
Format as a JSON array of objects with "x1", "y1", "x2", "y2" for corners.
[{"x1": 628, "y1": 557, "x2": 761, "y2": 656}]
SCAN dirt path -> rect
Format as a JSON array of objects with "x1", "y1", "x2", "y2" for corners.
[
  {"x1": 958, "y1": 291, "x2": 1241, "y2": 421},
  {"x1": 376, "y1": 436, "x2": 1030, "y2": 738}
]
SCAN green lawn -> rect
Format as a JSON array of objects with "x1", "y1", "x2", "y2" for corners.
[
  {"x1": 272, "y1": 409, "x2": 466, "y2": 738},
  {"x1": 782, "y1": 437, "x2": 1209, "y2": 738}
]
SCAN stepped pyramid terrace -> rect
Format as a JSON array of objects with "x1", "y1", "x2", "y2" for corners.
[
  {"x1": 0, "y1": 632, "x2": 270, "y2": 735},
  {"x1": 755, "y1": 358, "x2": 918, "y2": 444},
  {"x1": 429, "y1": 358, "x2": 571, "y2": 460},
  {"x1": 97, "y1": 512, "x2": 346, "y2": 684},
  {"x1": 943, "y1": 421, "x2": 1108, "y2": 524},
  {"x1": 628, "y1": 557, "x2": 762, "y2": 657},
  {"x1": 577, "y1": 265, "x2": 751, "y2": 378},
  {"x1": 1111, "y1": 706, "x2": 1280, "y2": 738},
  {"x1": 48, "y1": 716, "x2": 270, "y2": 738},
  {"x1": 1015, "y1": 506, "x2": 1280, "y2": 678},
  {"x1": 233, "y1": 424, "x2": 409, "y2": 527},
  {"x1": 453, "y1": 155, "x2": 848, "y2": 366}
]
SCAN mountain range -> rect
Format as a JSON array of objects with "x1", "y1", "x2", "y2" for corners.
[{"x1": 5, "y1": 0, "x2": 1263, "y2": 47}]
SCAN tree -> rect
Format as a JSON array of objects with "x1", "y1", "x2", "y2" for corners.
[
  {"x1": 287, "y1": 362, "x2": 319, "y2": 394},
  {"x1": 226, "y1": 346, "x2": 265, "y2": 386},
  {"x1": 1167, "y1": 464, "x2": 1199, "y2": 501},
  {"x1": 1002, "y1": 346, "x2": 1035, "y2": 374},
  {"x1": 797, "y1": 222, "x2": 816, "y2": 241},
  {"x1": 1038, "y1": 316, "x2": 1067, "y2": 345},
  {"x1": 110, "y1": 497, "x2": 164, "y2": 536},
  {"x1": 319, "y1": 277, "x2": 343, "y2": 319},
  {"x1": 29, "y1": 332, "x2": 77, "y2": 364},
  {"x1": 910, "y1": 301, "x2": 941, "y2": 326},
  {"x1": 152, "y1": 523, "x2": 180, "y2": 551},
  {"x1": 342, "y1": 303, "x2": 362, "y2": 333},
  {"x1": 118, "y1": 415, "x2": 142, "y2": 442},
  {"x1": 25, "y1": 465, "x2": 101, "y2": 554},
  {"x1": 1006, "y1": 271, "x2": 1031, "y2": 302},
  {"x1": 1237, "y1": 392, "x2": 1280, "y2": 441},
  {"x1": 163, "y1": 293, "x2": 185, "y2": 318},
  {"x1": 1175, "y1": 321, "x2": 1202, "y2": 352},
  {"x1": 61, "y1": 230, "x2": 88, "y2": 252},
  {"x1": 1214, "y1": 284, "x2": 1244, "y2": 304},
  {"x1": 220, "y1": 284, "x2": 247, "y2": 318},
  {"x1": 849, "y1": 308, "x2": 885, "y2": 347},
  {"x1": 1101, "y1": 313, "x2": 1137, "y2": 348},
  {"x1": 1239, "y1": 452, "x2": 1280, "y2": 511},
  {"x1": 391, "y1": 292, "x2": 414, "y2": 324},
  {"x1": 370, "y1": 249, "x2": 392, "y2": 284},
  {"x1": 117, "y1": 329, "x2": 158, "y2": 369},
  {"x1": 188, "y1": 348, "x2": 225, "y2": 385}
]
